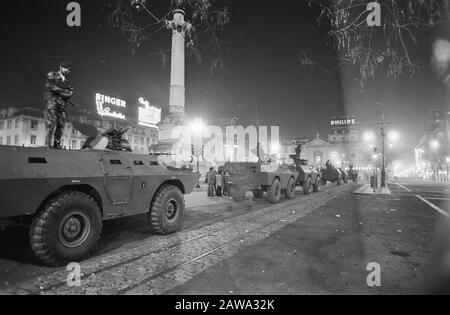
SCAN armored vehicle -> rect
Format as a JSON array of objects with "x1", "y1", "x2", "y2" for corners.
[
  {"x1": 339, "y1": 168, "x2": 349, "y2": 184},
  {"x1": 224, "y1": 162, "x2": 299, "y2": 203},
  {"x1": 0, "y1": 141, "x2": 199, "y2": 266},
  {"x1": 294, "y1": 158, "x2": 322, "y2": 195},
  {"x1": 348, "y1": 166, "x2": 359, "y2": 183},
  {"x1": 320, "y1": 162, "x2": 343, "y2": 186}
]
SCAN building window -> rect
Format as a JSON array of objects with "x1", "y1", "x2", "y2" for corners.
[
  {"x1": 7, "y1": 136, "x2": 11, "y2": 145},
  {"x1": 14, "y1": 135, "x2": 19, "y2": 145},
  {"x1": 7, "y1": 120, "x2": 12, "y2": 129},
  {"x1": 30, "y1": 135, "x2": 37, "y2": 145},
  {"x1": 31, "y1": 119, "x2": 38, "y2": 130},
  {"x1": 0, "y1": 137, "x2": 3, "y2": 145},
  {"x1": 0, "y1": 121, "x2": 4, "y2": 129},
  {"x1": 134, "y1": 137, "x2": 139, "y2": 144},
  {"x1": 71, "y1": 140, "x2": 77, "y2": 150},
  {"x1": 140, "y1": 137, "x2": 144, "y2": 145},
  {"x1": 146, "y1": 138, "x2": 150, "y2": 146}
]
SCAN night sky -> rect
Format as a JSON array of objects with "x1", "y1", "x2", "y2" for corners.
[{"x1": 0, "y1": 0, "x2": 448, "y2": 153}]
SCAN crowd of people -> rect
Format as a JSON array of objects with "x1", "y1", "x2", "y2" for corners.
[{"x1": 205, "y1": 167, "x2": 230, "y2": 197}]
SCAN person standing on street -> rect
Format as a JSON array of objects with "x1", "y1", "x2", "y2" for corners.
[
  {"x1": 216, "y1": 170, "x2": 223, "y2": 197},
  {"x1": 206, "y1": 167, "x2": 217, "y2": 197},
  {"x1": 44, "y1": 61, "x2": 74, "y2": 149}
]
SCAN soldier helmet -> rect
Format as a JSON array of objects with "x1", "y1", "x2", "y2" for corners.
[{"x1": 59, "y1": 61, "x2": 72, "y2": 69}]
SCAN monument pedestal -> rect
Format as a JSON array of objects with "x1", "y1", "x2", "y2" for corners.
[{"x1": 152, "y1": 111, "x2": 187, "y2": 154}]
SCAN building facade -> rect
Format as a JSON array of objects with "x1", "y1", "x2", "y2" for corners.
[
  {"x1": 0, "y1": 107, "x2": 159, "y2": 154},
  {"x1": 281, "y1": 128, "x2": 373, "y2": 171},
  {"x1": 415, "y1": 109, "x2": 450, "y2": 181}
]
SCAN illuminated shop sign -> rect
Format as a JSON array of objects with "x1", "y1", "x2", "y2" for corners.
[
  {"x1": 138, "y1": 97, "x2": 161, "y2": 127},
  {"x1": 96, "y1": 93, "x2": 126, "y2": 120},
  {"x1": 330, "y1": 117, "x2": 356, "y2": 128}
]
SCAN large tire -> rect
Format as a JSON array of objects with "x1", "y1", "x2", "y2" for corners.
[
  {"x1": 253, "y1": 190, "x2": 264, "y2": 199},
  {"x1": 303, "y1": 177, "x2": 312, "y2": 195},
  {"x1": 149, "y1": 184, "x2": 185, "y2": 235},
  {"x1": 285, "y1": 177, "x2": 296, "y2": 200},
  {"x1": 231, "y1": 187, "x2": 247, "y2": 201},
  {"x1": 313, "y1": 176, "x2": 321, "y2": 192},
  {"x1": 266, "y1": 178, "x2": 282, "y2": 204},
  {"x1": 29, "y1": 191, "x2": 102, "y2": 266}
]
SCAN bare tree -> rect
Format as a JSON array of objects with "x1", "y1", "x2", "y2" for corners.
[
  {"x1": 301, "y1": 0, "x2": 450, "y2": 87},
  {"x1": 108, "y1": 0, "x2": 230, "y2": 73}
]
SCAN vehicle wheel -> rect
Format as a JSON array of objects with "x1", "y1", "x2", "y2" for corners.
[
  {"x1": 303, "y1": 177, "x2": 312, "y2": 195},
  {"x1": 29, "y1": 191, "x2": 102, "y2": 266},
  {"x1": 149, "y1": 184, "x2": 185, "y2": 235},
  {"x1": 230, "y1": 187, "x2": 246, "y2": 201},
  {"x1": 253, "y1": 190, "x2": 264, "y2": 199},
  {"x1": 285, "y1": 177, "x2": 296, "y2": 199},
  {"x1": 321, "y1": 178, "x2": 327, "y2": 186},
  {"x1": 266, "y1": 178, "x2": 282, "y2": 204},
  {"x1": 313, "y1": 177, "x2": 321, "y2": 192}
]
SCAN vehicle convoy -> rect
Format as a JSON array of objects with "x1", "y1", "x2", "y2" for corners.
[
  {"x1": 224, "y1": 156, "x2": 321, "y2": 203},
  {"x1": 0, "y1": 130, "x2": 200, "y2": 266},
  {"x1": 320, "y1": 162, "x2": 343, "y2": 186}
]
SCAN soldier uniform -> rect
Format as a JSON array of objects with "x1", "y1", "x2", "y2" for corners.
[{"x1": 44, "y1": 61, "x2": 74, "y2": 149}]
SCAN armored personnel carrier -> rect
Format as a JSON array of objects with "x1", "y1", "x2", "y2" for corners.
[
  {"x1": 0, "y1": 132, "x2": 199, "y2": 266},
  {"x1": 320, "y1": 162, "x2": 343, "y2": 186},
  {"x1": 224, "y1": 162, "x2": 299, "y2": 203},
  {"x1": 294, "y1": 158, "x2": 322, "y2": 195}
]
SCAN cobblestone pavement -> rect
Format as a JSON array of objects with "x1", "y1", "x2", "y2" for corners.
[{"x1": 4, "y1": 184, "x2": 353, "y2": 295}]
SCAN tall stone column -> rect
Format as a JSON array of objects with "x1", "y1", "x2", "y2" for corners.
[
  {"x1": 157, "y1": 9, "x2": 192, "y2": 143},
  {"x1": 169, "y1": 9, "x2": 187, "y2": 115}
]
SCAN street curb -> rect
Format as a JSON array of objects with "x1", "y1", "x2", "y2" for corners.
[{"x1": 353, "y1": 184, "x2": 391, "y2": 195}]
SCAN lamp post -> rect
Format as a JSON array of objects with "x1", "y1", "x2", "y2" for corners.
[{"x1": 190, "y1": 118, "x2": 205, "y2": 187}]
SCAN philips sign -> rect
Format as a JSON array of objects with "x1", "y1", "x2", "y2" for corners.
[{"x1": 330, "y1": 118, "x2": 356, "y2": 128}]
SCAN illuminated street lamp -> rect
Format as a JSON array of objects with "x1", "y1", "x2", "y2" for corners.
[
  {"x1": 430, "y1": 139, "x2": 441, "y2": 151},
  {"x1": 190, "y1": 117, "x2": 205, "y2": 136},
  {"x1": 363, "y1": 131, "x2": 376, "y2": 143},
  {"x1": 387, "y1": 130, "x2": 400, "y2": 143}
]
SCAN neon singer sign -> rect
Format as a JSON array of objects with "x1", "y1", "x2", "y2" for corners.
[{"x1": 96, "y1": 93, "x2": 126, "y2": 120}]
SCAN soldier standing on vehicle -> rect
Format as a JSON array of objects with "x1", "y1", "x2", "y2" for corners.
[{"x1": 44, "y1": 61, "x2": 75, "y2": 149}]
